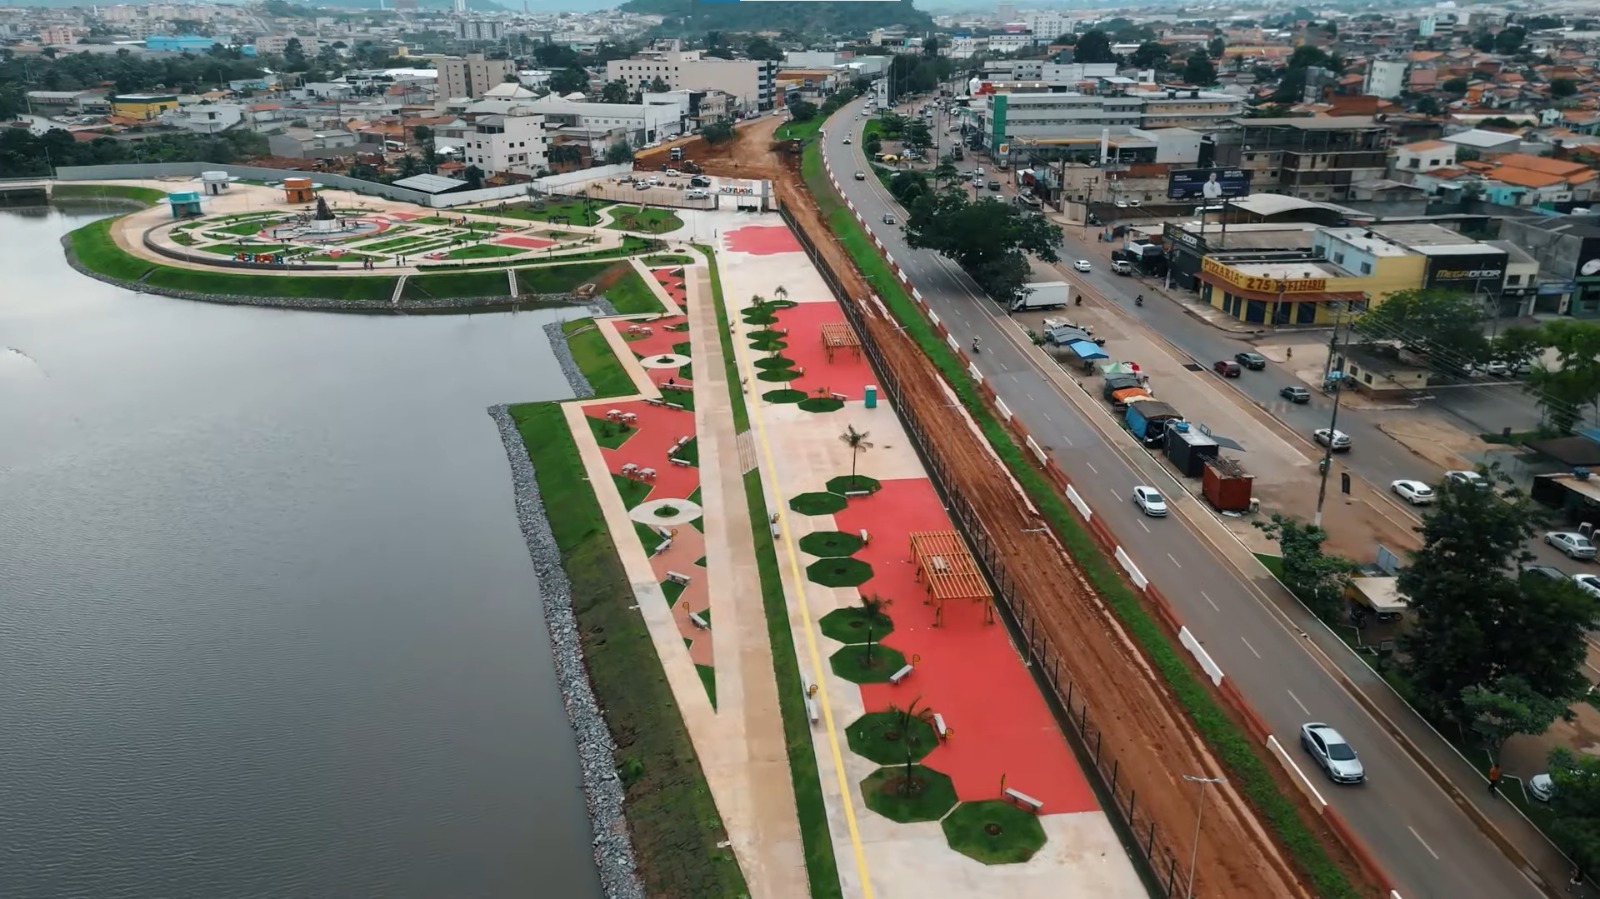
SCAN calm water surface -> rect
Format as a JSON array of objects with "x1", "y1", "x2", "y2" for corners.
[{"x1": 0, "y1": 205, "x2": 603, "y2": 899}]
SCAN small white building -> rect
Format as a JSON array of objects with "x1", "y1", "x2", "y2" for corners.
[
  {"x1": 162, "y1": 102, "x2": 245, "y2": 134},
  {"x1": 1392, "y1": 139, "x2": 1457, "y2": 174},
  {"x1": 463, "y1": 108, "x2": 549, "y2": 178}
]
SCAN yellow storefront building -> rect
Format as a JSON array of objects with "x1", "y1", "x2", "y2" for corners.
[
  {"x1": 109, "y1": 94, "x2": 179, "y2": 121},
  {"x1": 1197, "y1": 227, "x2": 1427, "y2": 325}
]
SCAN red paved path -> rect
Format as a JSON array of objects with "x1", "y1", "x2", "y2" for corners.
[
  {"x1": 587, "y1": 401, "x2": 699, "y2": 501},
  {"x1": 725, "y1": 224, "x2": 802, "y2": 256},
  {"x1": 772, "y1": 304, "x2": 875, "y2": 401},
  {"x1": 494, "y1": 235, "x2": 556, "y2": 249},
  {"x1": 650, "y1": 267, "x2": 687, "y2": 312},
  {"x1": 833, "y1": 479, "x2": 1098, "y2": 814}
]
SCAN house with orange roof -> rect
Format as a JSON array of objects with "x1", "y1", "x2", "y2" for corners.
[
  {"x1": 1393, "y1": 138, "x2": 1457, "y2": 174},
  {"x1": 1463, "y1": 153, "x2": 1599, "y2": 205}
]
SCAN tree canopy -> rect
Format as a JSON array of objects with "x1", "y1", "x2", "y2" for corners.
[
  {"x1": 1183, "y1": 53, "x2": 1218, "y2": 86},
  {"x1": 902, "y1": 192, "x2": 1064, "y2": 306},
  {"x1": 1353, "y1": 289, "x2": 1490, "y2": 372},
  {"x1": 1397, "y1": 471, "x2": 1593, "y2": 728},
  {"x1": 702, "y1": 121, "x2": 735, "y2": 145},
  {"x1": 1547, "y1": 748, "x2": 1600, "y2": 878},
  {"x1": 1071, "y1": 30, "x2": 1116, "y2": 65},
  {"x1": 1524, "y1": 320, "x2": 1600, "y2": 433}
]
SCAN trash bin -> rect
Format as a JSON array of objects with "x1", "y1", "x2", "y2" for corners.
[{"x1": 864, "y1": 385, "x2": 878, "y2": 409}]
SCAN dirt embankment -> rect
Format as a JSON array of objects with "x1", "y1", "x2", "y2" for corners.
[
  {"x1": 749, "y1": 140, "x2": 1332, "y2": 899},
  {"x1": 634, "y1": 117, "x2": 787, "y2": 181}
]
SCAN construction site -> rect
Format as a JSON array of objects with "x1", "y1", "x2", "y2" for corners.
[{"x1": 639, "y1": 117, "x2": 1375, "y2": 898}]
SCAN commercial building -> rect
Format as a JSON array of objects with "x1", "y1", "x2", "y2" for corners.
[
  {"x1": 1495, "y1": 214, "x2": 1600, "y2": 317},
  {"x1": 266, "y1": 127, "x2": 359, "y2": 159},
  {"x1": 144, "y1": 35, "x2": 213, "y2": 53},
  {"x1": 254, "y1": 35, "x2": 319, "y2": 56},
  {"x1": 109, "y1": 93, "x2": 178, "y2": 120},
  {"x1": 502, "y1": 96, "x2": 681, "y2": 151},
  {"x1": 438, "y1": 53, "x2": 517, "y2": 102},
  {"x1": 607, "y1": 50, "x2": 777, "y2": 111},
  {"x1": 1209, "y1": 117, "x2": 1393, "y2": 203},
  {"x1": 1363, "y1": 58, "x2": 1407, "y2": 100},
  {"x1": 972, "y1": 86, "x2": 1241, "y2": 154},
  {"x1": 39, "y1": 25, "x2": 77, "y2": 46},
  {"x1": 462, "y1": 108, "x2": 548, "y2": 178}
]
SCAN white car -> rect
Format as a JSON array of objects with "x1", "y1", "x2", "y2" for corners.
[
  {"x1": 1314, "y1": 428, "x2": 1352, "y2": 452},
  {"x1": 1547, "y1": 531, "x2": 1598, "y2": 561},
  {"x1": 843, "y1": 137, "x2": 852, "y2": 145},
  {"x1": 664, "y1": 168, "x2": 681, "y2": 177},
  {"x1": 1391, "y1": 480, "x2": 1435, "y2": 505},
  {"x1": 854, "y1": 171, "x2": 866, "y2": 181},
  {"x1": 1573, "y1": 573, "x2": 1600, "y2": 599},
  {"x1": 1072, "y1": 260, "x2": 1092, "y2": 272},
  {"x1": 1132, "y1": 485, "x2": 1168, "y2": 517},
  {"x1": 1445, "y1": 469, "x2": 1490, "y2": 490},
  {"x1": 1300, "y1": 722, "x2": 1365, "y2": 784},
  {"x1": 1530, "y1": 773, "x2": 1555, "y2": 801}
]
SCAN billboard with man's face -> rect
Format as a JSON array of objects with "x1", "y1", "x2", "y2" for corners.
[{"x1": 1167, "y1": 167, "x2": 1252, "y2": 201}]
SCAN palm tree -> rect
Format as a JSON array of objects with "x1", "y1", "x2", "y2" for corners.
[
  {"x1": 774, "y1": 284, "x2": 789, "y2": 304},
  {"x1": 859, "y1": 591, "x2": 893, "y2": 618},
  {"x1": 890, "y1": 698, "x2": 936, "y2": 794},
  {"x1": 840, "y1": 425, "x2": 873, "y2": 487},
  {"x1": 932, "y1": 161, "x2": 958, "y2": 189}
]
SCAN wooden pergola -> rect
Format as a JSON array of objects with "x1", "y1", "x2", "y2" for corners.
[
  {"x1": 819, "y1": 322, "x2": 862, "y2": 361},
  {"x1": 909, "y1": 531, "x2": 993, "y2": 625}
]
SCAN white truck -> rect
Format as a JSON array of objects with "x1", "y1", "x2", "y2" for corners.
[{"x1": 1009, "y1": 280, "x2": 1072, "y2": 312}]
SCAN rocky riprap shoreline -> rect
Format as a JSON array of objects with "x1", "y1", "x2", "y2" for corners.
[
  {"x1": 488, "y1": 404, "x2": 643, "y2": 899},
  {"x1": 541, "y1": 301, "x2": 618, "y2": 399},
  {"x1": 62, "y1": 235, "x2": 593, "y2": 313}
]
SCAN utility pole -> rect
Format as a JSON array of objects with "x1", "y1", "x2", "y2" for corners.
[
  {"x1": 1182, "y1": 774, "x2": 1226, "y2": 899},
  {"x1": 1313, "y1": 299, "x2": 1358, "y2": 528}
]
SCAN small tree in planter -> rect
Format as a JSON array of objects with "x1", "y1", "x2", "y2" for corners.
[{"x1": 840, "y1": 425, "x2": 874, "y2": 488}]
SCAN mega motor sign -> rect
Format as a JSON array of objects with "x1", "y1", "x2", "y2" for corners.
[{"x1": 1167, "y1": 167, "x2": 1252, "y2": 201}]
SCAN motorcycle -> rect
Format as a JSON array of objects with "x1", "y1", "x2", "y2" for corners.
[
  {"x1": 971, "y1": 339, "x2": 981, "y2": 354},
  {"x1": 1135, "y1": 295, "x2": 1144, "y2": 307}
]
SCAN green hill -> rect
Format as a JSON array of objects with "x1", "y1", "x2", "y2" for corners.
[{"x1": 623, "y1": 0, "x2": 932, "y2": 34}]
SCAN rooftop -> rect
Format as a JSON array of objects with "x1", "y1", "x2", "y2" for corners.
[
  {"x1": 1320, "y1": 227, "x2": 1419, "y2": 257},
  {"x1": 1230, "y1": 115, "x2": 1382, "y2": 130},
  {"x1": 1224, "y1": 260, "x2": 1342, "y2": 279},
  {"x1": 1370, "y1": 222, "x2": 1478, "y2": 248},
  {"x1": 1441, "y1": 128, "x2": 1523, "y2": 149}
]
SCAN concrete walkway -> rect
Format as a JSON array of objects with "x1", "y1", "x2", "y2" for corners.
[{"x1": 561, "y1": 258, "x2": 808, "y2": 899}]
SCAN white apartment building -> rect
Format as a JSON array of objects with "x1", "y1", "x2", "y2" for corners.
[
  {"x1": 255, "y1": 34, "x2": 320, "y2": 56},
  {"x1": 161, "y1": 102, "x2": 244, "y2": 134},
  {"x1": 510, "y1": 96, "x2": 682, "y2": 148},
  {"x1": 455, "y1": 19, "x2": 504, "y2": 42},
  {"x1": 608, "y1": 50, "x2": 778, "y2": 111},
  {"x1": 39, "y1": 25, "x2": 76, "y2": 46},
  {"x1": 463, "y1": 109, "x2": 549, "y2": 177},
  {"x1": 438, "y1": 52, "x2": 516, "y2": 102},
  {"x1": 1022, "y1": 11, "x2": 1074, "y2": 40},
  {"x1": 987, "y1": 33, "x2": 1037, "y2": 54},
  {"x1": 1364, "y1": 58, "x2": 1407, "y2": 100},
  {"x1": 1391, "y1": 139, "x2": 1458, "y2": 175}
]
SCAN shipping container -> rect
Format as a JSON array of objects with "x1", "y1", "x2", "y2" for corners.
[
  {"x1": 1125, "y1": 401, "x2": 1181, "y2": 444},
  {"x1": 1202, "y1": 457, "x2": 1254, "y2": 512},
  {"x1": 1165, "y1": 421, "x2": 1220, "y2": 477}
]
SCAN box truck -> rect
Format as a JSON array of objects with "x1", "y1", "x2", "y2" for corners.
[{"x1": 1009, "y1": 280, "x2": 1071, "y2": 312}]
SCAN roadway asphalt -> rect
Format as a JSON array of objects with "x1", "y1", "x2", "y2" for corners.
[{"x1": 823, "y1": 96, "x2": 1551, "y2": 899}]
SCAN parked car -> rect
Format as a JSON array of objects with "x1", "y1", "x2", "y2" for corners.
[
  {"x1": 1132, "y1": 485, "x2": 1168, "y2": 517},
  {"x1": 1445, "y1": 469, "x2": 1491, "y2": 490},
  {"x1": 1280, "y1": 385, "x2": 1311, "y2": 404},
  {"x1": 1072, "y1": 259, "x2": 1091, "y2": 272},
  {"x1": 1390, "y1": 479, "x2": 1435, "y2": 505},
  {"x1": 1314, "y1": 428, "x2": 1352, "y2": 452},
  {"x1": 882, "y1": 213, "x2": 896, "y2": 225},
  {"x1": 1300, "y1": 723, "x2": 1365, "y2": 784},
  {"x1": 1573, "y1": 573, "x2": 1600, "y2": 598},
  {"x1": 663, "y1": 168, "x2": 681, "y2": 177},
  {"x1": 1520, "y1": 563, "x2": 1569, "y2": 583},
  {"x1": 684, "y1": 188, "x2": 709, "y2": 199},
  {"x1": 1546, "y1": 531, "x2": 1598, "y2": 561},
  {"x1": 689, "y1": 175, "x2": 711, "y2": 188},
  {"x1": 988, "y1": 180, "x2": 1001, "y2": 191},
  {"x1": 1235, "y1": 351, "x2": 1267, "y2": 370},
  {"x1": 1213, "y1": 359, "x2": 1241, "y2": 378},
  {"x1": 1530, "y1": 773, "x2": 1556, "y2": 801},
  {"x1": 854, "y1": 171, "x2": 866, "y2": 181}
]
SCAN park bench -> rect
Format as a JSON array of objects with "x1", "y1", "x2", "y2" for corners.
[
  {"x1": 669, "y1": 457, "x2": 691, "y2": 467},
  {"x1": 688, "y1": 611, "x2": 708, "y2": 630},
  {"x1": 830, "y1": 392, "x2": 847, "y2": 402},
  {"x1": 889, "y1": 664, "x2": 914, "y2": 685},
  {"x1": 859, "y1": 529, "x2": 870, "y2": 545},
  {"x1": 806, "y1": 696, "x2": 819, "y2": 724},
  {"x1": 933, "y1": 713, "x2": 948, "y2": 740},
  {"x1": 1004, "y1": 788, "x2": 1043, "y2": 813},
  {"x1": 653, "y1": 538, "x2": 673, "y2": 555},
  {"x1": 666, "y1": 571, "x2": 691, "y2": 585}
]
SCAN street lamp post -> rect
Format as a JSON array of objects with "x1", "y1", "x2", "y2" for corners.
[
  {"x1": 1182, "y1": 774, "x2": 1226, "y2": 899},
  {"x1": 1313, "y1": 299, "x2": 1360, "y2": 528}
]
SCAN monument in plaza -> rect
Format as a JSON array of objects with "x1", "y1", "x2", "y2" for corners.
[{"x1": 311, "y1": 195, "x2": 338, "y2": 233}]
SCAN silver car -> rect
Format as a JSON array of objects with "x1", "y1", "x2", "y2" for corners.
[
  {"x1": 1301, "y1": 722, "x2": 1365, "y2": 784},
  {"x1": 1546, "y1": 531, "x2": 1598, "y2": 561}
]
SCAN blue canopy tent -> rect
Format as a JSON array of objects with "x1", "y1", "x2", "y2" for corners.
[{"x1": 1067, "y1": 339, "x2": 1108, "y2": 361}]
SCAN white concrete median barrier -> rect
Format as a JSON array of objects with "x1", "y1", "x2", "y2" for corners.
[
  {"x1": 1114, "y1": 546, "x2": 1148, "y2": 590},
  {"x1": 994, "y1": 397, "x2": 1012, "y2": 421},
  {"x1": 1025, "y1": 435, "x2": 1046, "y2": 465},
  {"x1": 1066, "y1": 485, "x2": 1090, "y2": 519},
  {"x1": 1179, "y1": 626, "x2": 1224, "y2": 686}
]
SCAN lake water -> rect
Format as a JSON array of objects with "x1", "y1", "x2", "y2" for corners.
[{"x1": 0, "y1": 205, "x2": 604, "y2": 899}]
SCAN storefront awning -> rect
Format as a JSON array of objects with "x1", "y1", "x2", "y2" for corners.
[{"x1": 1198, "y1": 271, "x2": 1366, "y2": 304}]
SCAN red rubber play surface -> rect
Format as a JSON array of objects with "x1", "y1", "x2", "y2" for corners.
[
  {"x1": 651, "y1": 267, "x2": 687, "y2": 312},
  {"x1": 725, "y1": 224, "x2": 802, "y2": 256},
  {"x1": 771, "y1": 304, "x2": 875, "y2": 400},
  {"x1": 586, "y1": 401, "x2": 699, "y2": 500},
  {"x1": 493, "y1": 235, "x2": 556, "y2": 249},
  {"x1": 388, "y1": 212, "x2": 423, "y2": 221},
  {"x1": 833, "y1": 479, "x2": 1098, "y2": 814}
]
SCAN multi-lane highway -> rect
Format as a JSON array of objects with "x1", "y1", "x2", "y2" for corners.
[{"x1": 822, "y1": 96, "x2": 1562, "y2": 899}]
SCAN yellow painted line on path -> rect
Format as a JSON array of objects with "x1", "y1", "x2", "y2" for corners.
[{"x1": 730, "y1": 282, "x2": 876, "y2": 899}]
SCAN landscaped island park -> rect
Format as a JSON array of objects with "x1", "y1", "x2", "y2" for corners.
[{"x1": 58, "y1": 175, "x2": 1164, "y2": 899}]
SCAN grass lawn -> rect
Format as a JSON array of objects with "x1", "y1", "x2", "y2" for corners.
[
  {"x1": 606, "y1": 206, "x2": 684, "y2": 234},
  {"x1": 801, "y1": 138, "x2": 1363, "y2": 898},
  {"x1": 358, "y1": 232, "x2": 445, "y2": 253},
  {"x1": 491, "y1": 199, "x2": 610, "y2": 227},
  {"x1": 775, "y1": 118, "x2": 823, "y2": 141},
  {"x1": 586, "y1": 413, "x2": 638, "y2": 448},
  {"x1": 443, "y1": 243, "x2": 526, "y2": 261},
  {"x1": 563, "y1": 319, "x2": 636, "y2": 398},
  {"x1": 696, "y1": 664, "x2": 717, "y2": 708},
  {"x1": 636, "y1": 520, "x2": 666, "y2": 555},
  {"x1": 612, "y1": 472, "x2": 654, "y2": 509},
  {"x1": 671, "y1": 437, "x2": 698, "y2": 466},
  {"x1": 605, "y1": 267, "x2": 667, "y2": 315},
  {"x1": 660, "y1": 386, "x2": 695, "y2": 410},
  {"x1": 644, "y1": 254, "x2": 696, "y2": 265},
  {"x1": 401, "y1": 270, "x2": 511, "y2": 301},
  {"x1": 942, "y1": 800, "x2": 1048, "y2": 864},
  {"x1": 695, "y1": 245, "x2": 750, "y2": 432},
  {"x1": 68, "y1": 218, "x2": 155, "y2": 281},
  {"x1": 859, "y1": 765, "x2": 958, "y2": 823},
  {"x1": 507, "y1": 402, "x2": 747, "y2": 898},
  {"x1": 52, "y1": 183, "x2": 167, "y2": 205},
  {"x1": 300, "y1": 251, "x2": 376, "y2": 263},
  {"x1": 743, "y1": 466, "x2": 844, "y2": 898},
  {"x1": 210, "y1": 218, "x2": 278, "y2": 236},
  {"x1": 197, "y1": 242, "x2": 294, "y2": 255},
  {"x1": 516, "y1": 261, "x2": 614, "y2": 296},
  {"x1": 419, "y1": 216, "x2": 501, "y2": 232}
]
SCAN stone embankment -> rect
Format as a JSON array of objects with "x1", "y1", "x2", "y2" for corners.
[{"x1": 488, "y1": 402, "x2": 644, "y2": 899}]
